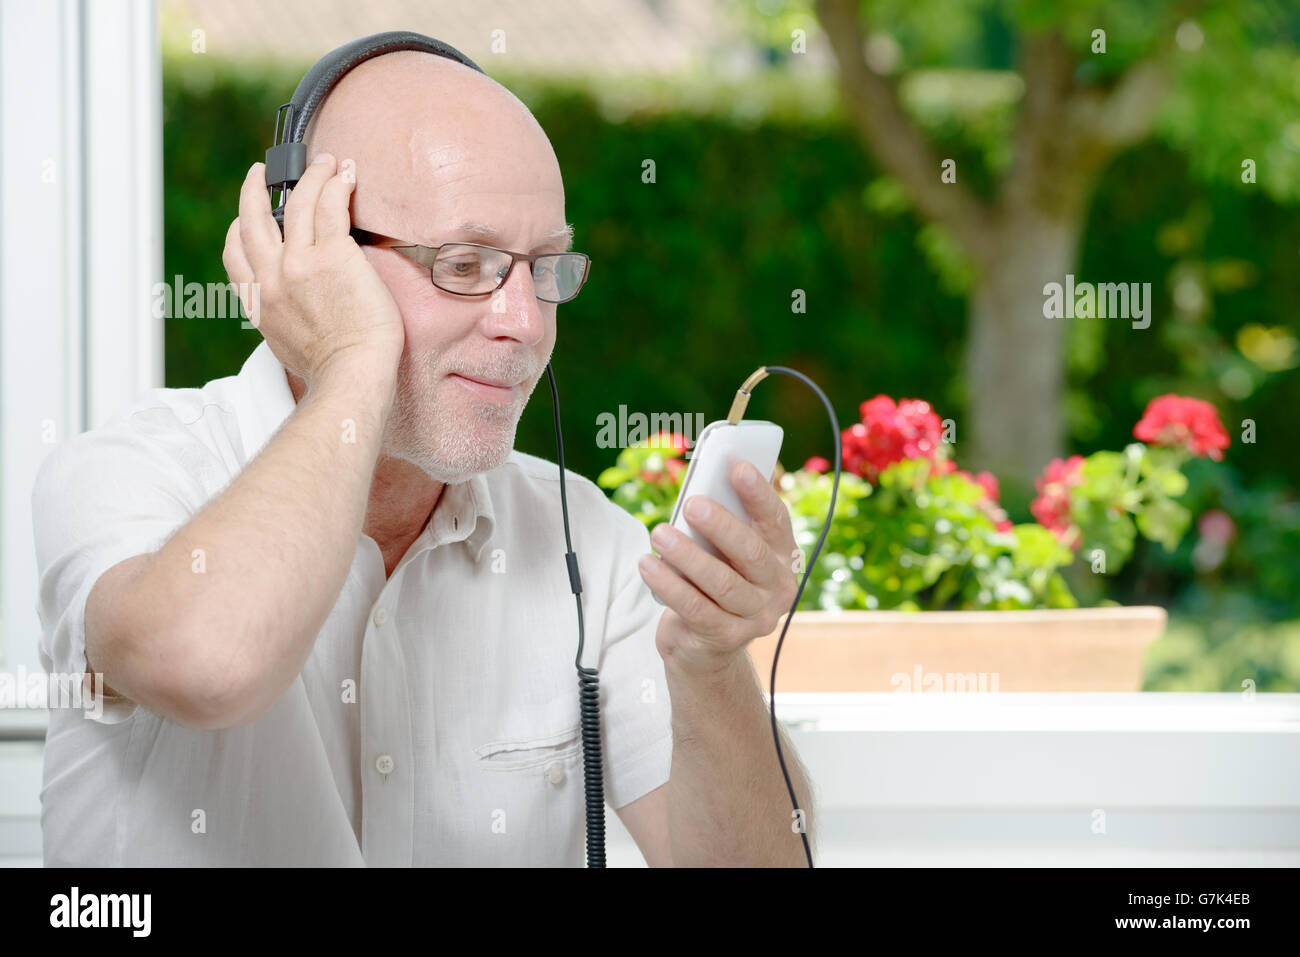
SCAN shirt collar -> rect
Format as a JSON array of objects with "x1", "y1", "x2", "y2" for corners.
[
  {"x1": 234, "y1": 340, "x2": 497, "y2": 564},
  {"x1": 425, "y1": 471, "x2": 497, "y2": 564}
]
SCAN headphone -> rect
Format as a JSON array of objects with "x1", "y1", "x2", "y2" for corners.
[{"x1": 265, "y1": 31, "x2": 604, "y2": 866}]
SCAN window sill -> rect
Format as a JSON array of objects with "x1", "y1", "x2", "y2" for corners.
[{"x1": 0, "y1": 708, "x2": 48, "y2": 741}]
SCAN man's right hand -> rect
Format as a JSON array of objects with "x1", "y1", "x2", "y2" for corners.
[{"x1": 222, "y1": 153, "x2": 405, "y2": 391}]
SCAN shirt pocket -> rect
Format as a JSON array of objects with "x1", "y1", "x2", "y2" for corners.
[{"x1": 473, "y1": 723, "x2": 583, "y2": 772}]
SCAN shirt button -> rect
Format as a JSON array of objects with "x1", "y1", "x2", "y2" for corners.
[
  {"x1": 375, "y1": 754, "x2": 394, "y2": 776},
  {"x1": 372, "y1": 606, "x2": 388, "y2": 627},
  {"x1": 546, "y1": 763, "x2": 566, "y2": 786}
]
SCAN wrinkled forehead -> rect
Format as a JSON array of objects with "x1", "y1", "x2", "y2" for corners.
[{"x1": 304, "y1": 52, "x2": 565, "y2": 242}]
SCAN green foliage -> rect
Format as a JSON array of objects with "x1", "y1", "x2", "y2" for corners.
[
  {"x1": 160, "y1": 55, "x2": 310, "y2": 385},
  {"x1": 1127, "y1": 456, "x2": 1300, "y2": 623},
  {"x1": 745, "y1": 1, "x2": 1300, "y2": 201},
  {"x1": 595, "y1": 437, "x2": 687, "y2": 528},
  {"x1": 1145, "y1": 616, "x2": 1300, "y2": 691},
  {"x1": 1071, "y1": 442, "x2": 1191, "y2": 571},
  {"x1": 1160, "y1": 5, "x2": 1300, "y2": 203},
  {"x1": 597, "y1": 446, "x2": 1079, "y2": 612}
]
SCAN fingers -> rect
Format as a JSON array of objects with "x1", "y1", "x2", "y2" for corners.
[
  {"x1": 314, "y1": 166, "x2": 355, "y2": 244},
  {"x1": 221, "y1": 218, "x2": 261, "y2": 327},
  {"x1": 638, "y1": 553, "x2": 737, "y2": 640},
  {"x1": 237, "y1": 163, "x2": 281, "y2": 271},
  {"x1": 731, "y1": 462, "x2": 795, "y2": 553},
  {"x1": 681, "y1": 495, "x2": 783, "y2": 588},
  {"x1": 650, "y1": 521, "x2": 765, "y2": 619},
  {"x1": 283, "y1": 152, "x2": 336, "y2": 250},
  {"x1": 221, "y1": 218, "x2": 252, "y2": 285}
]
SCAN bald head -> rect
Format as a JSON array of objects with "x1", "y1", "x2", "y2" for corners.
[{"x1": 304, "y1": 50, "x2": 567, "y2": 251}]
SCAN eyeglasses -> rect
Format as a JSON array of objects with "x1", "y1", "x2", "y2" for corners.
[{"x1": 350, "y1": 226, "x2": 592, "y2": 304}]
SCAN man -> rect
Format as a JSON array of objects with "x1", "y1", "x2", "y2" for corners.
[{"x1": 31, "y1": 48, "x2": 813, "y2": 866}]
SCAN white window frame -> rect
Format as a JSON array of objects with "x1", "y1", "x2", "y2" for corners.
[{"x1": 0, "y1": 0, "x2": 161, "y2": 706}]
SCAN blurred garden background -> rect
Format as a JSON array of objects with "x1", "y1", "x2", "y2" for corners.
[{"x1": 158, "y1": 0, "x2": 1300, "y2": 691}]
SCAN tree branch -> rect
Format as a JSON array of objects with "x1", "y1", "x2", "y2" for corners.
[
  {"x1": 814, "y1": 0, "x2": 990, "y2": 255},
  {"x1": 1071, "y1": 59, "x2": 1169, "y2": 149},
  {"x1": 999, "y1": 30, "x2": 1169, "y2": 222}
]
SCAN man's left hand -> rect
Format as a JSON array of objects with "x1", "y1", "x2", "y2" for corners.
[{"x1": 638, "y1": 461, "x2": 800, "y2": 675}]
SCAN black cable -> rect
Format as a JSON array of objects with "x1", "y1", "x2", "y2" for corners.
[
  {"x1": 546, "y1": 362, "x2": 605, "y2": 867},
  {"x1": 760, "y1": 366, "x2": 841, "y2": 869},
  {"x1": 549, "y1": 360, "x2": 838, "y2": 870}
]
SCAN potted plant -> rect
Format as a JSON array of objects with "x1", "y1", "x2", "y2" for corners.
[{"x1": 597, "y1": 394, "x2": 1231, "y2": 692}]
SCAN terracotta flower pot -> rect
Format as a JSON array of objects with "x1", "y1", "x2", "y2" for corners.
[{"x1": 746, "y1": 607, "x2": 1167, "y2": 692}]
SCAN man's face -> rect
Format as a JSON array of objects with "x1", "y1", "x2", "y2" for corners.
[{"x1": 311, "y1": 55, "x2": 569, "y2": 485}]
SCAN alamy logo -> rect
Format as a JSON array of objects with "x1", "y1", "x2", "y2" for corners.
[
  {"x1": 594, "y1": 405, "x2": 707, "y2": 456},
  {"x1": 1042, "y1": 274, "x2": 1151, "y2": 329},
  {"x1": 151, "y1": 273, "x2": 259, "y2": 327},
  {"x1": 49, "y1": 887, "x2": 151, "y2": 937},
  {"x1": 890, "y1": 666, "x2": 1000, "y2": 693},
  {"x1": 0, "y1": 666, "x2": 102, "y2": 720}
]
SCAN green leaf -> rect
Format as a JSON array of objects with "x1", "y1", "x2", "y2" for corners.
[{"x1": 1136, "y1": 498, "x2": 1193, "y2": 552}]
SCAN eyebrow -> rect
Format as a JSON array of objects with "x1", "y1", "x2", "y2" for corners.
[{"x1": 451, "y1": 220, "x2": 575, "y2": 253}]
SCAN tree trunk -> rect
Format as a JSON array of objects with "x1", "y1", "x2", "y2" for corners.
[{"x1": 964, "y1": 213, "x2": 1080, "y2": 492}]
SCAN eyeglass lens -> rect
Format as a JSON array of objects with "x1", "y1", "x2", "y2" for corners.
[{"x1": 432, "y1": 244, "x2": 586, "y2": 302}]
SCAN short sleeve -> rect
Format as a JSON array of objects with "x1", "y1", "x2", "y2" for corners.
[
  {"x1": 31, "y1": 410, "x2": 212, "y2": 724},
  {"x1": 592, "y1": 502, "x2": 674, "y2": 810}
]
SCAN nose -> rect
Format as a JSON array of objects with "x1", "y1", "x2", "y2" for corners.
[{"x1": 482, "y1": 259, "x2": 547, "y2": 346}]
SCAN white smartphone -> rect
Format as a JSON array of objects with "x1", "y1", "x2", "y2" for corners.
[{"x1": 652, "y1": 419, "x2": 785, "y2": 606}]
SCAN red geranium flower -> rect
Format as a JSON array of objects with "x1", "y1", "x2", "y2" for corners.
[
  {"x1": 1133, "y1": 394, "x2": 1230, "y2": 461},
  {"x1": 1030, "y1": 455, "x2": 1086, "y2": 548},
  {"x1": 844, "y1": 395, "x2": 947, "y2": 482},
  {"x1": 803, "y1": 456, "x2": 831, "y2": 474}
]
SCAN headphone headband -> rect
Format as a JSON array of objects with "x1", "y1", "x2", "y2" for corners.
[{"x1": 265, "y1": 31, "x2": 485, "y2": 219}]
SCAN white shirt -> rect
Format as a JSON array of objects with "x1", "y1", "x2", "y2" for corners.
[{"x1": 32, "y1": 340, "x2": 673, "y2": 866}]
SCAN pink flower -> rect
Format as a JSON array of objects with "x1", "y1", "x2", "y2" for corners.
[
  {"x1": 1031, "y1": 455, "x2": 1086, "y2": 548},
  {"x1": 1198, "y1": 509, "x2": 1236, "y2": 546},
  {"x1": 803, "y1": 456, "x2": 831, "y2": 474},
  {"x1": 972, "y1": 471, "x2": 1001, "y2": 503},
  {"x1": 1133, "y1": 394, "x2": 1230, "y2": 461},
  {"x1": 843, "y1": 395, "x2": 946, "y2": 482}
]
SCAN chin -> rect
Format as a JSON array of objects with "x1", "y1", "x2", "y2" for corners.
[{"x1": 387, "y1": 420, "x2": 518, "y2": 485}]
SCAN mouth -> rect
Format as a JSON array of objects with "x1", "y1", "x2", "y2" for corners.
[{"x1": 448, "y1": 372, "x2": 518, "y2": 403}]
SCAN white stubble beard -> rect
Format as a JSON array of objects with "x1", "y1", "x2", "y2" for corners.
[{"x1": 380, "y1": 344, "x2": 550, "y2": 485}]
